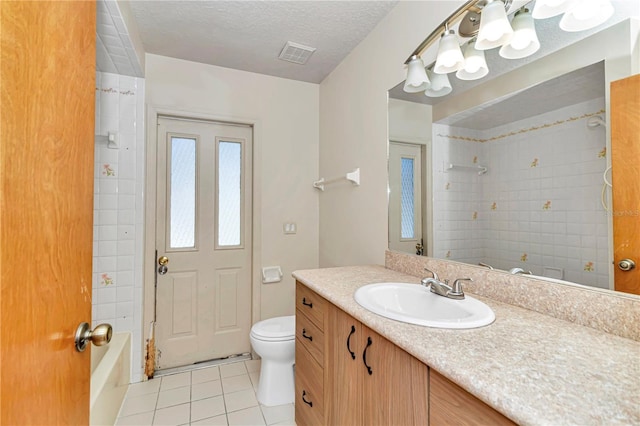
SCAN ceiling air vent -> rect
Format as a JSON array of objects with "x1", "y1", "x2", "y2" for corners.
[{"x1": 278, "y1": 41, "x2": 316, "y2": 65}]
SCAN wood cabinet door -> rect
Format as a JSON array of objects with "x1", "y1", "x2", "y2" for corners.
[
  {"x1": 361, "y1": 325, "x2": 429, "y2": 426},
  {"x1": 327, "y1": 304, "x2": 363, "y2": 426},
  {"x1": 1, "y1": 1, "x2": 95, "y2": 423},
  {"x1": 430, "y1": 370, "x2": 516, "y2": 425}
]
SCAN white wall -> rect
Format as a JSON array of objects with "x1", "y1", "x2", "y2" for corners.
[
  {"x1": 319, "y1": 1, "x2": 463, "y2": 267},
  {"x1": 93, "y1": 71, "x2": 145, "y2": 382},
  {"x1": 144, "y1": 54, "x2": 320, "y2": 337},
  {"x1": 388, "y1": 98, "x2": 432, "y2": 144}
]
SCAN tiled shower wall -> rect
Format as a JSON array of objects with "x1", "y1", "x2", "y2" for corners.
[
  {"x1": 433, "y1": 97, "x2": 609, "y2": 288},
  {"x1": 93, "y1": 72, "x2": 145, "y2": 382}
]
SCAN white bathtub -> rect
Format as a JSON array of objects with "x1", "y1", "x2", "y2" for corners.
[{"x1": 90, "y1": 332, "x2": 131, "y2": 426}]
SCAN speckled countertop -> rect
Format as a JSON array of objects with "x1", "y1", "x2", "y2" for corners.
[{"x1": 293, "y1": 265, "x2": 640, "y2": 426}]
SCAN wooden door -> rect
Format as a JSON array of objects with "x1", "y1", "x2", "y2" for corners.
[
  {"x1": 1, "y1": 1, "x2": 95, "y2": 424},
  {"x1": 611, "y1": 74, "x2": 640, "y2": 294},
  {"x1": 327, "y1": 304, "x2": 363, "y2": 425},
  {"x1": 155, "y1": 117, "x2": 253, "y2": 369}
]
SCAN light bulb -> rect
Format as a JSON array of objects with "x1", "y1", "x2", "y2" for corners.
[
  {"x1": 475, "y1": 0, "x2": 514, "y2": 50},
  {"x1": 559, "y1": 0, "x2": 614, "y2": 32},
  {"x1": 532, "y1": 0, "x2": 577, "y2": 19},
  {"x1": 456, "y1": 41, "x2": 488, "y2": 81},
  {"x1": 499, "y1": 9, "x2": 540, "y2": 59},
  {"x1": 434, "y1": 30, "x2": 465, "y2": 74},
  {"x1": 403, "y1": 56, "x2": 430, "y2": 93}
]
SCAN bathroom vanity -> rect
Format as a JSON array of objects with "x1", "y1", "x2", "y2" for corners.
[{"x1": 293, "y1": 265, "x2": 640, "y2": 425}]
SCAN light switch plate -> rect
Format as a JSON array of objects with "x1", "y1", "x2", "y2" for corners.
[{"x1": 283, "y1": 222, "x2": 297, "y2": 234}]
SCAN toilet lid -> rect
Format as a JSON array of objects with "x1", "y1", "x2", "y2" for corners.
[{"x1": 250, "y1": 315, "x2": 295, "y2": 341}]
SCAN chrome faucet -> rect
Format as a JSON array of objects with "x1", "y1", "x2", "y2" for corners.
[
  {"x1": 508, "y1": 267, "x2": 532, "y2": 275},
  {"x1": 421, "y1": 268, "x2": 472, "y2": 300}
]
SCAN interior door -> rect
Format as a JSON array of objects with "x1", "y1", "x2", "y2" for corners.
[
  {"x1": 388, "y1": 142, "x2": 423, "y2": 254},
  {"x1": 611, "y1": 73, "x2": 640, "y2": 294},
  {"x1": 155, "y1": 117, "x2": 253, "y2": 369},
  {"x1": 1, "y1": 1, "x2": 95, "y2": 423}
]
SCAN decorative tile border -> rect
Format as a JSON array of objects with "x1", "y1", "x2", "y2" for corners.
[
  {"x1": 437, "y1": 109, "x2": 606, "y2": 143},
  {"x1": 96, "y1": 87, "x2": 136, "y2": 96}
]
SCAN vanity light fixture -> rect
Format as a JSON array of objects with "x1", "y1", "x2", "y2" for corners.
[
  {"x1": 425, "y1": 69, "x2": 452, "y2": 97},
  {"x1": 499, "y1": 8, "x2": 540, "y2": 59},
  {"x1": 532, "y1": 0, "x2": 576, "y2": 19},
  {"x1": 434, "y1": 26, "x2": 465, "y2": 74},
  {"x1": 402, "y1": 0, "x2": 615, "y2": 98},
  {"x1": 456, "y1": 39, "x2": 489, "y2": 80},
  {"x1": 475, "y1": 0, "x2": 513, "y2": 50},
  {"x1": 559, "y1": 0, "x2": 615, "y2": 32},
  {"x1": 403, "y1": 55, "x2": 430, "y2": 93}
]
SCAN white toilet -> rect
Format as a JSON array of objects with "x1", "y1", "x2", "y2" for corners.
[{"x1": 249, "y1": 315, "x2": 295, "y2": 406}]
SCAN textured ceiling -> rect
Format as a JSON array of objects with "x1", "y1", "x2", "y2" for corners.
[
  {"x1": 440, "y1": 61, "x2": 605, "y2": 130},
  {"x1": 127, "y1": 1, "x2": 398, "y2": 83},
  {"x1": 96, "y1": 0, "x2": 144, "y2": 76}
]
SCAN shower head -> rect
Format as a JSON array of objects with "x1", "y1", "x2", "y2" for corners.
[{"x1": 587, "y1": 115, "x2": 606, "y2": 129}]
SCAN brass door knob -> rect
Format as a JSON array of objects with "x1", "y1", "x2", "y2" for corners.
[
  {"x1": 74, "y1": 322, "x2": 113, "y2": 352},
  {"x1": 158, "y1": 256, "x2": 169, "y2": 266}
]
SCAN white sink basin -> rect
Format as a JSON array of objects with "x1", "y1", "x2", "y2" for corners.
[{"x1": 354, "y1": 282, "x2": 495, "y2": 329}]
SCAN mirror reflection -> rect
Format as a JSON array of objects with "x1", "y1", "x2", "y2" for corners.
[{"x1": 388, "y1": 13, "x2": 639, "y2": 295}]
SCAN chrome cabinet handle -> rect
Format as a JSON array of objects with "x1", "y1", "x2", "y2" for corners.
[{"x1": 75, "y1": 322, "x2": 112, "y2": 352}]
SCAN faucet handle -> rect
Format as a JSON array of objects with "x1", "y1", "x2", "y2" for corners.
[
  {"x1": 451, "y1": 278, "x2": 472, "y2": 297},
  {"x1": 424, "y1": 268, "x2": 439, "y2": 281}
]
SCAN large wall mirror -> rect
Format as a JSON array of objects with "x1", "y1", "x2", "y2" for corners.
[{"x1": 388, "y1": 3, "x2": 639, "y2": 296}]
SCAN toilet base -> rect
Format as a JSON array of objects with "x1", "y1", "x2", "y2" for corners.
[{"x1": 256, "y1": 360, "x2": 295, "y2": 406}]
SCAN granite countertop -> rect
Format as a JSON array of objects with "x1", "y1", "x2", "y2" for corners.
[{"x1": 292, "y1": 265, "x2": 640, "y2": 426}]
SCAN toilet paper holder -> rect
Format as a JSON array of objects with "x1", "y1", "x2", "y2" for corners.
[{"x1": 262, "y1": 266, "x2": 283, "y2": 284}]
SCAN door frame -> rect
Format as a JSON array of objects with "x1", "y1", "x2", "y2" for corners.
[{"x1": 143, "y1": 105, "x2": 262, "y2": 374}]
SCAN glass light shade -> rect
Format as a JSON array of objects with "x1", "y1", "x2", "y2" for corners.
[
  {"x1": 434, "y1": 30, "x2": 465, "y2": 74},
  {"x1": 456, "y1": 42, "x2": 488, "y2": 80},
  {"x1": 532, "y1": 0, "x2": 577, "y2": 19},
  {"x1": 475, "y1": 0, "x2": 514, "y2": 50},
  {"x1": 403, "y1": 56, "x2": 430, "y2": 93},
  {"x1": 499, "y1": 10, "x2": 540, "y2": 59},
  {"x1": 425, "y1": 70, "x2": 452, "y2": 97},
  {"x1": 559, "y1": 0, "x2": 614, "y2": 32}
]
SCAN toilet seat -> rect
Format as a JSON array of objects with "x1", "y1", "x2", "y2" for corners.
[{"x1": 250, "y1": 315, "x2": 295, "y2": 342}]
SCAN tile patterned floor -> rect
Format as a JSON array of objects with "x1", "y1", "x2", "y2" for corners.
[{"x1": 116, "y1": 360, "x2": 296, "y2": 426}]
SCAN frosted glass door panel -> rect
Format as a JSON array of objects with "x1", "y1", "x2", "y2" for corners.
[
  {"x1": 389, "y1": 142, "x2": 423, "y2": 254},
  {"x1": 401, "y1": 157, "x2": 415, "y2": 239},
  {"x1": 170, "y1": 137, "x2": 196, "y2": 249},
  {"x1": 217, "y1": 140, "x2": 242, "y2": 247}
]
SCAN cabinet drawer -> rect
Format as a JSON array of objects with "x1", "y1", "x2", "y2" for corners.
[
  {"x1": 295, "y1": 342, "x2": 324, "y2": 426},
  {"x1": 296, "y1": 281, "x2": 325, "y2": 330},
  {"x1": 296, "y1": 308, "x2": 324, "y2": 367}
]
